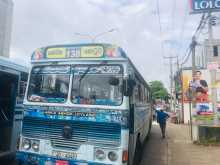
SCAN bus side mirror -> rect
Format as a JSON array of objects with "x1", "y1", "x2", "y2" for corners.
[{"x1": 124, "y1": 78, "x2": 136, "y2": 96}]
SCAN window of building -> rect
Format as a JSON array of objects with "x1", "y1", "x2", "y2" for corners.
[{"x1": 213, "y1": 45, "x2": 218, "y2": 57}]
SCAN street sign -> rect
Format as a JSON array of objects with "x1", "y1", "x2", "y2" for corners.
[
  {"x1": 207, "y1": 61, "x2": 219, "y2": 70},
  {"x1": 190, "y1": 0, "x2": 220, "y2": 14}
]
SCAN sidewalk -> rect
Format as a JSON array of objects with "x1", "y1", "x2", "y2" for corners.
[{"x1": 140, "y1": 122, "x2": 220, "y2": 165}]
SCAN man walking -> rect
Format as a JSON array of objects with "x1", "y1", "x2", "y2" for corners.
[{"x1": 156, "y1": 108, "x2": 170, "y2": 138}]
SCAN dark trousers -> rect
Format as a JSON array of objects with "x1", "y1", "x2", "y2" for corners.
[{"x1": 159, "y1": 122, "x2": 166, "y2": 138}]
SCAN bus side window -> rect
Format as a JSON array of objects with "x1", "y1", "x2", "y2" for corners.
[
  {"x1": 141, "y1": 84, "x2": 145, "y2": 103},
  {"x1": 134, "y1": 83, "x2": 144, "y2": 105},
  {"x1": 144, "y1": 88, "x2": 149, "y2": 102},
  {"x1": 138, "y1": 84, "x2": 142, "y2": 102},
  {"x1": 134, "y1": 84, "x2": 139, "y2": 103},
  {"x1": 144, "y1": 88, "x2": 147, "y2": 102},
  {"x1": 20, "y1": 81, "x2": 26, "y2": 97},
  {"x1": 17, "y1": 72, "x2": 28, "y2": 105}
]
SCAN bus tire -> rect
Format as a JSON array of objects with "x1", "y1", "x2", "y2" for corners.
[
  {"x1": 145, "y1": 119, "x2": 152, "y2": 141},
  {"x1": 133, "y1": 136, "x2": 142, "y2": 165}
]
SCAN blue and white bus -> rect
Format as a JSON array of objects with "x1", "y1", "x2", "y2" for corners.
[
  {"x1": 0, "y1": 56, "x2": 28, "y2": 161},
  {"x1": 16, "y1": 44, "x2": 152, "y2": 165}
]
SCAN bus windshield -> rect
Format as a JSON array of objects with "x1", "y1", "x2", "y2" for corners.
[
  {"x1": 27, "y1": 66, "x2": 70, "y2": 103},
  {"x1": 71, "y1": 65, "x2": 123, "y2": 106}
]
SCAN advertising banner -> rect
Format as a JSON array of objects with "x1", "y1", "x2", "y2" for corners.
[
  {"x1": 182, "y1": 69, "x2": 214, "y2": 120},
  {"x1": 190, "y1": 0, "x2": 220, "y2": 14},
  {"x1": 182, "y1": 69, "x2": 210, "y2": 103}
]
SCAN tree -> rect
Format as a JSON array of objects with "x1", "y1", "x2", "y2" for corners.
[{"x1": 149, "y1": 81, "x2": 169, "y2": 100}]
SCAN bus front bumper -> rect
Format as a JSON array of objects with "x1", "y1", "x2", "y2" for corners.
[{"x1": 16, "y1": 151, "x2": 111, "y2": 165}]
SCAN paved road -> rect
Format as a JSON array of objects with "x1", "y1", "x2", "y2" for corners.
[
  {"x1": 140, "y1": 122, "x2": 220, "y2": 165},
  {"x1": 140, "y1": 122, "x2": 168, "y2": 165}
]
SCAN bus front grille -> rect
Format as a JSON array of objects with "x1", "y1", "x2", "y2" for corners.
[{"x1": 22, "y1": 117, "x2": 121, "y2": 150}]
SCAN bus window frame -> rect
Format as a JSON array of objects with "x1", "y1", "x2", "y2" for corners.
[{"x1": 27, "y1": 65, "x2": 71, "y2": 104}]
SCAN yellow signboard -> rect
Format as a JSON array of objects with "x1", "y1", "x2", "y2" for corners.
[
  {"x1": 80, "y1": 46, "x2": 103, "y2": 58},
  {"x1": 47, "y1": 48, "x2": 66, "y2": 59}
]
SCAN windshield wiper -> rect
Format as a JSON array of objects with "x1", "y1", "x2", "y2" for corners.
[
  {"x1": 78, "y1": 65, "x2": 93, "y2": 98},
  {"x1": 79, "y1": 63, "x2": 103, "y2": 82},
  {"x1": 76, "y1": 64, "x2": 103, "y2": 98},
  {"x1": 79, "y1": 65, "x2": 92, "y2": 82}
]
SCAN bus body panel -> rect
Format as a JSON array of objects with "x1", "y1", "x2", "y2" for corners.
[{"x1": 16, "y1": 44, "x2": 152, "y2": 165}]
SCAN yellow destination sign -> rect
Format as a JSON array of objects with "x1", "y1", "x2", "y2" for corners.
[
  {"x1": 47, "y1": 48, "x2": 66, "y2": 59},
  {"x1": 81, "y1": 46, "x2": 104, "y2": 58}
]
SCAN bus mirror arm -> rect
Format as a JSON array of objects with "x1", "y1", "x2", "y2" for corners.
[{"x1": 123, "y1": 78, "x2": 136, "y2": 97}]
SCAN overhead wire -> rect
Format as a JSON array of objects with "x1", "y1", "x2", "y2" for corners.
[
  {"x1": 171, "y1": 0, "x2": 176, "y2": 32},
  {"x1": 193, "y1": 13, "x2": 207, "y2": 38},
  {"x1": 178, "y1": 0, "x2": 190, "y2": 57},
  {"x1": 180, "y1": 13, "x2": 208, "y2": 66},
  {"x1": 181, "y1": 47, "x2": 192, "y2": 66},
  {"x1": 166, "y1": 0, "x2": 177, "y2": 59},
  {"x1": 156, "y1": 0, "x2": 165, "y2": 57}
]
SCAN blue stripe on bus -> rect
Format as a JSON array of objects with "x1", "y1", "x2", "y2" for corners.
[{"x1": 16, "y1": 151, "x2": 111, "y2": 165}]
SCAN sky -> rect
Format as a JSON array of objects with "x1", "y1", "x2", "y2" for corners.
[{"x1": 10, "y1": 0, "x2": 204, "y2": 88}]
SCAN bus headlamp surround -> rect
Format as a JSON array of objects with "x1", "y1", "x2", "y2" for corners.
[
  {"x1": 32, "y1": 141, "x2": 40, "y2": 152},
  {"x1": 22, "y1": 139, "x2": 31, "y2": 150},
  {"x1": 108, "y1": 151, "x2": 118, "y2": 162},
  {"x1": 95, "y1": 149, "x2": 106, "y2": 161}
]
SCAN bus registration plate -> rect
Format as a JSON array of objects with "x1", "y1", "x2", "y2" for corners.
[{"x1": 52, "y1": 150, "x2": 77, "y2": 159}]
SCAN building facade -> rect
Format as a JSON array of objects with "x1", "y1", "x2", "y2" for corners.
[
  {"x1": 0, "y1": 0, "x2": 13, "y2": 58},
  {"x1": 204, "y1": 39, "x2": 220, "y2": 67}
]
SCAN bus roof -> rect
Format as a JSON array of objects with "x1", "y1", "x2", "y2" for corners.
[
  {"x1": 0, "y1": 56, "x2": 29, "y2": 73},
  {"x1": 31, "y1": 43, "x2": 150, "y2": 89}
]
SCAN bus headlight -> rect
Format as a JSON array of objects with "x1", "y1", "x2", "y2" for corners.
[
  {"x1": 22, "y1": 139, "x2": 31, "y2": 150},
  {"x1": 108, "y1": 151, "x2": 118, "y2": 162},
  {"x1": 32, "y1": 140, "x2": 40, "y2": 152},
  {"x1": 95, "y1": 149, "x2": 106, "y2": 161}
]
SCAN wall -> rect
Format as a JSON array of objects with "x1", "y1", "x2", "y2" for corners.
[{"x1": 0, "y1": 0, "x2": 13, "y2": 58}]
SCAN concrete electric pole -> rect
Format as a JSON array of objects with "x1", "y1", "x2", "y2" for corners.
[
  {"x1": 164, "y1": 56, "x2": 177, "y2": 112},
  {"x1": 191, "y1": 36, "x2": 197, "y2": 107},
  {"x1": 190, "y1": 36, "x2": 197, "y2": 140}
]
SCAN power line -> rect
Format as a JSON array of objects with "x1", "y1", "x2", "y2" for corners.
[
  {"x1": 171, "y1": 0, "x2": 176, "y2": 32},
  {"x1": 178, "y1": 0, "x2": 189, "y2": 56},
  {"x1": 156, "y1": 0, "x2": 165, "y2": 57},
  {"x1": 196, "y1": 14, "x2": 210, "y2": 38},
  {"x1": 156, "y1": 0, "x2": 162, "y2": 38},
  {"x1": 180, "y1": 14, "x2": 208, "y2": 66},
  {"x1": 181, "y1": 47, "x2": 192, "y2": 66},
  {"x1": 179, "y1": 0, "x2": 189, "y2": 39},
  {"x1": 193, "y1": 13, "x2": 207, "y2": 38}
]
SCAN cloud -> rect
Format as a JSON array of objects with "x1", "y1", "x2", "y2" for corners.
[
  {"x1": 10, "y1": 0, "x2": 203, "y2": 88},
  {"x1": 119, "y1": 2, "x2": 147, "y2": 15}
]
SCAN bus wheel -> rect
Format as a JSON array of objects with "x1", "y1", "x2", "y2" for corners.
[
  {"x1": 133, "y1": 137, "x2": 142, "y2": 165},
  {"x1": 146, "y1": 119, "x2": 152, "y2": 141}
]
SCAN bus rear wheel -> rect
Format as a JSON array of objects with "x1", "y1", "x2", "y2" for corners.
[{"x1": 133, "y1": 137, "x2": 142, "y2": 165}]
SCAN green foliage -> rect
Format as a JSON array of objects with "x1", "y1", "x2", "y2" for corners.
[{"x1": 149, "y1": 81, "x2": 169, "y2": 100}]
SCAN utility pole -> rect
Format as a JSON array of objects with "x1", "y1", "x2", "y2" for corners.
[
  {"x1": 170, "y1": 57, "x2": 174, "y2": 112},
  {"x1": 174, "y1": 57, "x2": 180, "y2": 113},
  {"x1": 191, "y1": 36, "x2": 197, "y2": 106},
  {"x1": 190, "y1": 36, "x2": 197, "y2": 140},
  {"x1": 164, "y1": 56, "x2": 177, "y2": 112},
  {"x1": 208, "y1": 12, "x2": 219, "y2": 125}
]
